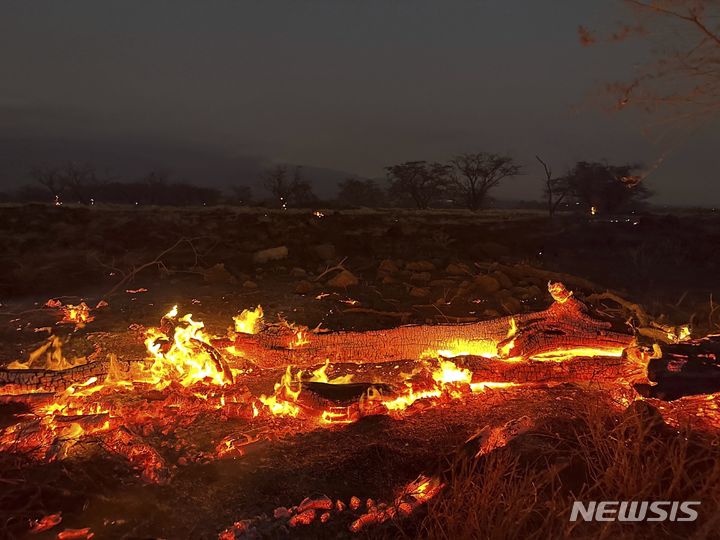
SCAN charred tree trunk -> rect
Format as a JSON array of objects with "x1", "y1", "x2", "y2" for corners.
[
  {"x1": 224, "y1": 294, "x2": 634, "y2": 369},
  {"x1": 0, "y1": 288, "x2": 635, "y2": 392},
  {"x1": 0, "y1": 359, "x2": 113, "y2": 393},
  {"x1": 458, "y1": 353, "x2": 649, "y2": 387}
]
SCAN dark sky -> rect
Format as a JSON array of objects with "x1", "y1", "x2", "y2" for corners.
[{"x1": 1, "y1": 1, "x2": 718, "y2": 204}]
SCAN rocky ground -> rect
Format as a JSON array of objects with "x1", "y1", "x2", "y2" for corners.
[{"x1": 2, "y1": 204, "x2": 719, "y2": 332}]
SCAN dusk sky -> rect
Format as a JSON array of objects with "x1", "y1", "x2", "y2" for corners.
[{"x1": 1, "y1": 1, "x2": 718, "y2": 205}]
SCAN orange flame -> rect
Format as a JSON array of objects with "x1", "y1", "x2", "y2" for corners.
[
  {"x1": 144, "y1": 306, "x2": 229, "y2": 387},
  {"x1": 233, "y1": 306, "x2": 264, "y2": 334}
]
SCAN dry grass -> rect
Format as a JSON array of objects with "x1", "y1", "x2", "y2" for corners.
[{"x1": 392, "y1": 402, "x2": 720, "y2": 540}]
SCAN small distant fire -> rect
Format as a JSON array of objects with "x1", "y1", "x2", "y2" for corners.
[{"x1": 46, "y1": 299, "x2": 94, "y2": 327}]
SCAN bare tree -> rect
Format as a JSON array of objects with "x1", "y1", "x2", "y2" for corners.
[
  {"x1": 31, "y1": 166, "x2": 64, "y2": 203},
  {"x1": 261, "y1": 165, "x2": 316, "y2": 208},
  {"x1": 449, "y1": 153, "x2": 521, "y2": 211},
  {"x1": 536, "y1": 155, "x2": 567, "y2": 217},
  {"x1": 59, "y1": 162, "x2": 99, "y2": 205},
  {"x1": 581, "y1": 1, "x2": 720, "y2": 122},
  {"x1": 262, "y1": 165, "x2": 291, "y2": 208},
  {"x1": 141, "y1": 170, "x2": 170, "y2": 205},
  {"x1": 288, "y1": 166, "x2": 317, "y2": 207},
  {"x1": 386, "y1": 161, "x2": 451, "y2": 209}
]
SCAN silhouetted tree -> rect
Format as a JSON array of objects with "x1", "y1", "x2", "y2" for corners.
[
  {"x1": 261, "y1": 165, "x2": 316, "y2": 208},
  {"x1": 288, "y1": 166, "x2": 317, "y2": 207},
  {"x1": 337, "y1": 178, "x2": 385, "y2": 207},
  {"x1": 141, "y1": 170, "x2": 170, "y2": 205},
  {"x1": 449, "y1": 153, "x2": 521, "y2": 210},
  {"x1": 31, "y1": 166, "x2": 64, "y2": 203},
  {"x1": 386, "y1": 161, "x2": 451, "y2": 209},
  {"x1": 560, "y1": 161, "x2": 651, "y2": 215},
  {"x1": 262, "y1": 165, "x2": 291, "y2": 208},
  {"x1": 59, "y1": 162, "x2": 100, "y2": 205},
  {"x1": 536, "y1": 155, "x2": 568, "y2": 217}
]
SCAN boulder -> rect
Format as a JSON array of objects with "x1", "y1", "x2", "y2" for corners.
[
  {"x1": 410, "y1": 272, "x2": 432, "y2": 283},
  {"x1": 294, "y1": 280, "x2": 314, "y2": 294},
  {"x1": 252, "y1": 246, "x2": 288, "y2": 264},
  {"x1": 445, "y1": 262, "x2": 470, "y2": 276},
  {"x1": 406, "y1": 260, "x2": 435, "y2": 272},
  {"x1": 378, "y1": 259, "x2": 399, "y2": 274},
  {"x1": 500, "y1": 296, "x2": 522, "y2": 314},
  {"x1": 492, "y1": 270, "x2": 513, "y2": 289},
  {"x1": 474, "y1": 274, "x2": 501, "y2": 294},
  {"x1": 203, "y1": 263, "x2": 236, "y2": 284},
  {"x1": 409, "y1": 287, "x2": 430, "y2": 298},
  {"x1": 327, "y1": 270, "x2": 359, "y2": 288}
]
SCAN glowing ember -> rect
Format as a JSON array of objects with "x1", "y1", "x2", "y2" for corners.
[
  {"x1": 29, "y1": 513, "x2": 63, "y2": 534},
  {"x1": 45, "y1": 300, "x2": 94, "y2": 326},
  {"x1": 432, "y1": 359, "x2": 472, "y2": 385},
  {"x1": 548, "y1": 282, "x2": 573, "y2": 303},
  {"x1": 62, "y1": 302, "x2": 93, "y2": 326},
  {"x1": 433, "y1": 339, "x2": 498, "y2": 359},
  {"x1": 531, "y1": 346, "x2": 625, "y2": 362},
  {"x1": 433, "y1": 319, "x2": 517, "y2": 360},
  {"x1": 289, "y1": 329, "x2": 310, "y2": 348}
]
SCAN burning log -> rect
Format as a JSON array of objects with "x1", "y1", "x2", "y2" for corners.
[
  {"x1": 0, "y1": 360, "x2": 114, "y2": 393},
  {"x1": 225, "y1": 283, "x2": 634, "y2": 369},
  {"x1": 0, "y1": 282, "x2": 633, "y2": 394},
  {"x1": 456, "y1": 352, "x2": 649, "y2": 387},
  {"x1": 496, "y1": 288, "x2": 633, "y2": 359}
]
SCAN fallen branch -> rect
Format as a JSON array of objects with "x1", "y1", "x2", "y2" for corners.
[
  {"x1": 314, "y1": 257, "x2": 348, "y2": 282},
  {"x1": 226, "y1": 283, "x2": 634, "y2": 369},
  {"x1": 102, "y1": 237, "x2": 205, "y2": 298}
]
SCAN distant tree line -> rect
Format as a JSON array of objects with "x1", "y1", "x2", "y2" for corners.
[
  {"x1": 2, "y1": 163, "x2": 224, "y2": 207},
  {"x1": 381, "y1": 152, "x2": 649, "y2": 215},
  {"x1": 0, "y1": 153, "x2": 651, "y2": 215}
]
